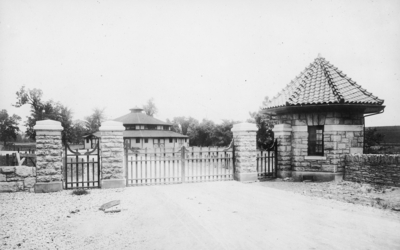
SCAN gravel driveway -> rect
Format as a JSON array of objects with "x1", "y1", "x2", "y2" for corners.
[{"x1": 1, "y1": 181, "x2": 400, "y2": 250}]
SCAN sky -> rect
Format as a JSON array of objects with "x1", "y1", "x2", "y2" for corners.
[{"x1": 1, "y1": 0, "x2": 400, "y2": 130}]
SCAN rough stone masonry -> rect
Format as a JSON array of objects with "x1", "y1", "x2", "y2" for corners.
[
  {"x1": 231, "y1": 123, "x2": 258, "y2": 182},
  {"x1": 344, "y1": 154, "x2": 400, "y2": 187},
  {"x1": 0, "y1": 165, "x2": 36, "y2": 192},
  {"x1": 34, "y1": 120, "x2": 64, "y2": 193},
  {"x1": 100, "y1": 131, "x2": 124, "y2": 180},
  {"x1": 99, "y1": 120, "x2": 126, "y2": 188}
]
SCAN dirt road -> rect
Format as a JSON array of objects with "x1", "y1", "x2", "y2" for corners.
[{"x1": 1, "y1": 181, "x2": 400, "y2": 249}]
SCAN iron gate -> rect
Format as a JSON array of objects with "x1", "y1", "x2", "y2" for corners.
[
  {"x1": 125, "y1": 145, "x2": 235, "y2": 186},
  {"x1": 64, "y1": 141, "x2": 101, "y2": 189},
  {"x1": 256, "y1": 139, "x2": 278, "y2": 179}
]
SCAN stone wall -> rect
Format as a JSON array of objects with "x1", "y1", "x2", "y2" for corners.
[
  {"x1": 0, "y1": 166, "x2": 36, "y2": 192},
  {"x1": 274, "y1": 111, "x2": 364, "y2": 174},
  {"x1": 344, "y1": 154, "x2": 400, "y2": 187}
]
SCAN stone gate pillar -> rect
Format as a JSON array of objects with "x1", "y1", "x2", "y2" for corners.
[
  {"x1": 231, "y1": 123, "x2": 258, "y2": 182},
  {"x1": 34, "y1": 120, "x2": 63, "y2": 193},
  {"x1": 99, "y1": 121, "x2": 126, "y2": 189},
  {"x1": 273, "y1": 124, "x2": 292, "y2": 178}
]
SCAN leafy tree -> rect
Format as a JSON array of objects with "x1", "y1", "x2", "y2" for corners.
[
  {"x1": 247, "y1": 96, "x2": 275, "y2": 149},
  {"x1": 364, "y1": 128, "x2": 385, "y2": 153},
  {"x1": 84, "y1": 108, "x2": 106, "y2": 133},
  {"x1": 0, "y1": 110, "x2": 21, "y2": 146},
  {"x1": 143, "y1": 98, "x2": 158, "y2": 117},
  {"x1": 15, "y1": 133, "x2": 33, "y2": 143},
  {"x1": 167, "y1": 116, "x2": 199, "y2": 135},
  {"x1": 13, "y1": 86, "x2": 73, "y2": 141},
  {"x1": 167, "y1": 116, "x2": 237, "y2": 147},
  {"x1": 69, "y1": 120, "x2": 87, "y2": 144},
  {"x1": 212, "y1": 120, "x2": 237, "y2": 146},
  {"x1": 190, "y1": 119, "x2": 216, "y2": 147},
  {"x1": 167, "y1": 118, "x2": 182, "y2": 133}
]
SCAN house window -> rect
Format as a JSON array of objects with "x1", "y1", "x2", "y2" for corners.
[
  {"x1": 145, "y1": 139, "x2": 148, "y2": 143},
  {"x1": 308, "y1": 126, "x2": 324, "y2": 156},
  {"x1": 169, "y1": 138, "x2": 173, "y2": 143},
  {"x1": 136, "y1": 138, "x2": 140, "y2": 143},
  {"x1": 175, "y1": 138, "x2": 177, "y2": 143}
]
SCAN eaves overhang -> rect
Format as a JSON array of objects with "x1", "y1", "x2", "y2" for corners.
[{"x1": 261, "y1": 104, "x2": 385, "y2": 116}]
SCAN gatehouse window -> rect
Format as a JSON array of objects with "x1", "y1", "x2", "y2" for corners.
[
  {"x1": 308, "y1": 126, "x2": 324, "y2": 156},
  {"x1": 145, "y1": 139, "x2": 148, "y2": 143},
  {"x1": 169, "y1": 138, "x2": 173, "y2": 143},
  {"x1": 136, "y1": 138, "x2": 140, "y2": 143}
]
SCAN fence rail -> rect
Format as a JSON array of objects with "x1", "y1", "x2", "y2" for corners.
[{"x1": 0, "y1": 150, "x2": 36, "y2": 167}]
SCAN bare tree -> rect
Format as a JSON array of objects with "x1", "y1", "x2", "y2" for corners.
[{"x1": 143, "y1": 98, "x2": 158, "y2": 117}]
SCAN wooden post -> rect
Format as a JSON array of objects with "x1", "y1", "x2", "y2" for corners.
[
  {"x1": 181, "y1": 145, "x2": 186, "y2": 183},
  {"x1": 125, "y1": 146, "x2": 128, "y2": 186}
]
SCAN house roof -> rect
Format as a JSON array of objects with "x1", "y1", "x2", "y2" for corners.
[
  {"x1": 263, "y1": 56, "x2": 384, "y2": 113},
  {"x1": 82, "y1": 132, "x2": 101, "y2": 138},
  {"x1": 123, "y1": 130, "x2": 188, "y2": 138},
  {"x1": 114, "y1": 108, "x2": 171, "y2": 126}
]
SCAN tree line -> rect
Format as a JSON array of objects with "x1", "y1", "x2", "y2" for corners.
[
  {"x1": 167, "y1": 117, "x2": 238, "y2": 147},
  {"x1": 1, "y1": 86, "x2": 276, "y2": 148},
  {"x1": 1, "y1": 86, "x2": 107, "y2": 145},
  {"x1": 2, "y1": 86, "x2": 295, "y2": 149}
]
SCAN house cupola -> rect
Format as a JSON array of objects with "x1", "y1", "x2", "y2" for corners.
[{"x1": 130, "y1": 107, "x2": 144, "y2": 113}]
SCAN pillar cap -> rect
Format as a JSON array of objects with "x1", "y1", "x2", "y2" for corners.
[
  {"x1": 231, "y1": 122, "x2": 258, "y2": 132},
  {"x1": 99, "y1": 121, "x2": 125, "y2": 131},
  {"x1": 34, "y1": 119, "x2": 63, "y2": 131}
]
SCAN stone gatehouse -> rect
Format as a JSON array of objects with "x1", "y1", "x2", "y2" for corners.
[{"x1": 263, "y1": 55, "x2": 385, "y2": 181}]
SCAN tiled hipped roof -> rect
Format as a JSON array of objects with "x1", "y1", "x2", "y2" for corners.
[
  {"x1": 114, "y1": 112, "x2": 170, "y2": 125},
  {"x1": 265, "y1": 57, "x2": 384, "y2": 109}
]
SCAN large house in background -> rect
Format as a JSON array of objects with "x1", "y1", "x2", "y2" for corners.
[{"x1": 114, "y1": 107, "x2": 188, "y2": 149}]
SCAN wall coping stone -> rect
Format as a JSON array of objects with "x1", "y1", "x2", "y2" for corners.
[
  {"x1": 99, "y1": 121, "x2": 125, "y2": 131},
  {"x1": 273, "y1": 124, "x2": 292, "y2": 132},
  {"x1": 292, "y1": 126, "x2": 307, "y2": 132},
  {"x1": 325, "y1": 125, "x2": 363, "y2": 132},
  {"x1": 304, "y1": 156, "x2": 327, "y2": 160},
  {"x1": 34, "y1": 119, "x2": 63, "y2": 131},
  {"x1": 231, "y1": 122, "x2": 257, "y2": 132},
  {"x1": 345, "y1": 154, "x2": 400, "y2": 164}
]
